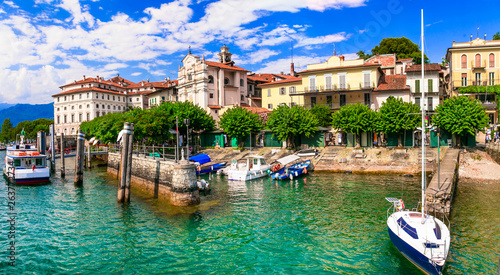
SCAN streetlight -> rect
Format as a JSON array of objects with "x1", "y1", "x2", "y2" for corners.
[{"x1": 184, "y1": 118, "x2": 190, "y2": 160}]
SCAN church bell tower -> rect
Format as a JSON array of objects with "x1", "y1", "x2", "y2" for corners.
[{"x1": 218, "y1": 44, "x2": 232, "y2": 63}]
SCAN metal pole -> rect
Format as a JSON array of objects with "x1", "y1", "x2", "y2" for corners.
[
  {"x1": 74, "y1": 129, "x2": 85, "y2": 186},
  {"x1": 421, "y1": 9, "x2": 426, "y2": 223},
  {"x1": 437, "y1": 132, "x2": 440, "y2": 188},
  {"x1": 87, "y1": 142, "x2": 91, "y2": 169},
  {"x1": 176, "y1": 116, "x2": 179, "y2": 163},
  {"x1": 60, "y1": 133, "x2": 65, "y2": 178}
]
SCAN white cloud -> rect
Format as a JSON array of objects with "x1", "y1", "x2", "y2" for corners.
[
  {"x1": 131, "y1": 72, "x2": 142, "y2": 76},
  {"x1": 0, "y1": 8, "x2": 5, "y2": 14},
  {"x1": 104, "y1": 63, "x2": 128, "y2": 70},
  {"x1": 238, "y1": 48, "x2": 280, "y2": 65},
  {"x1": 3, "y1": 1, "x2": 19, "y2": 8},
  {"x1": 256, "y1": 55, "x2": 331, "y2": 74},
  {"x1": 295, "y1": 32, "x2": 350, "y2": 47}
]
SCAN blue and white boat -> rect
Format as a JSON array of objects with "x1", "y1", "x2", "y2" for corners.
[
  {"x1": 270, "y1": 160, "x2": 311, "y2": 180},
  {"x1": 189, "y1": 153, "x2": 227, "y2": 175},
  {"x1": 386, "y1": 10, "x2": 450, "y2": 275}
]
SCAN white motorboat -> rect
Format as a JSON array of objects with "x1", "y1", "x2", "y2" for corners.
[
  {"x1": 227, "y1": 155, "x2": 271, "y2": 181},
  {"x1": 3, "y1": 131, "x2": 50, "y2": 185},
  {"x1": 385, "y1": 10, "x2": 450, "y2": 275}
]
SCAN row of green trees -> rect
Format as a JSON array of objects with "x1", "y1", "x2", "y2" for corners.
[
  {"x1": 77, "y1": 95, "x2": 488, "y2": 148},
  {"x1": 0, "y1": 118, "x2": 54, "y2": 143}
]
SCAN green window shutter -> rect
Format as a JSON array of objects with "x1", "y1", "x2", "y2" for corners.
[
  {"x1": 428, "y1": 79, "x2": 433, "y2": 93},
  {"x1": 415, "y1": 80, "x2": 420, "y2": 93}
]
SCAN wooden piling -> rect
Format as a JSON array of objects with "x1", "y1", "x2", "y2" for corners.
[
  {"x1": 117, "y1": 122, "x2": 131, "y2": 203},
  {"x1": 124, "y1": 124, "x2": 134, "y2": 203},
  {"x1": 74, "y1": 129, "x2": 85, "y2": 186},
  {"x1": 60, "y1": 133, "x2": 65, "y2": 178},
  {"x1": 87, "y1": 143, "x2": 92, "y2": 168},
  {"x1": 50, "y1": 125, "x2": 55, "y2": 172}
]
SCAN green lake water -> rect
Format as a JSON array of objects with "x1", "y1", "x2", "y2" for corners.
[{"x1": 1, "y1": 151, "x2": 499, "y2": 274}]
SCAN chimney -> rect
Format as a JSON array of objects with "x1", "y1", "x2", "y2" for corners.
[
  {"x1": 340, "y1": 55, "x2": 345, "y2": 61},
  {"x1": 280, "y1": 71, "x2": 284, "y2": 75},
  {"x1": 83, "y1": 75, "x2": 86, "y2": 80},
  {"x1": 167, "y1": 76, "x2": 170, "y2": 81},
  {"x1": 290, "y1": 63, "x2": 295, "y2": 76}
]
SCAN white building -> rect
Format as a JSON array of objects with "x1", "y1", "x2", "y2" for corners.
[
  {"x1": 405, "y1": 64, "x2": 445, "y2": 111},
  {"x1": 177, "y1": 45, "x2": 249, "y2": 120}
]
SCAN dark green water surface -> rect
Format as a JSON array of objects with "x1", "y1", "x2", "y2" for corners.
[{"x1": 1, "y1": 151, "x2": 499, "y2": 274}]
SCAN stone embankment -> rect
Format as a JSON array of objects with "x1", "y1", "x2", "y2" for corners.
[{"x1": 461, "y1": 146, "x2": 500, "y2": 184}]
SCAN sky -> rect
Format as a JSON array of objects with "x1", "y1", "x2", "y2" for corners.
[{"x1": 1, "y1": 0, "x2": 500, "y2": 104}]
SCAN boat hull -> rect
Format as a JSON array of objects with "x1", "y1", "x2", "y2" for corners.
[
  {"x1": 388, "y1": 226, "x2": 443, "y2": 275},
  {"x1": 196, "y1": 162, "x2": 226, "y2": 175},
  {"x1": 228, "y1": 169, "x2": 269, "y2": 181}
]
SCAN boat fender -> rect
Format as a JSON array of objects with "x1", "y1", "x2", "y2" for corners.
[
  {"x1": 289, "y1": 174, "x2": 293, "y2": 180},
  {"x1": 295, "y1": 171, "x2": 298, "y2": 177},
  {"x1": 303, "y1": 168, "x2": 307, "y2": 174},
  {"x1": 197, "y1": 166, "x2": 201, "y2": 171},
  {"x1": 397, "y1": 199, "x2": 405, "y2": 211}
]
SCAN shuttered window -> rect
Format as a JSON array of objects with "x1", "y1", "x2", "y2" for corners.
[
  {"x1": 475, "y1": 54, "x2": 481, "y2": 67},
  {"x1": 461, "y1": 55, "x2": 467, "y2": 69},
  {"x1": 325, "y1": 74, "x2": 332, "y2": 90},
  {"x1": 415, "y1": 80, "x2": 420, "y2": 93},
  {"x1": 339, "y1": 74, "x2": 346, "y2": 89},
  {"x1": 363, "y1": 73, "x2": 370, "y2": 88},
  {"x1": 309, "y1": 76, "x2": 316, "y2": 91},
  {"x1": 490, "y1": 53, "x2": 495, "y2": 68},
  {"x1": 428, "y1": 79, "x2": 433, "y2": 93}
]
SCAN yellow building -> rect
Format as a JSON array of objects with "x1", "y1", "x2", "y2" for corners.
[
  {"x1": 446, "y1": 38, "x2": 500, "y2": 124},
  {"x1": 258, "y1": 77, "x2": 302, "y2": 110},
  {"x1": 290, "y1": 55, "x2": 382, "y2": 110}
]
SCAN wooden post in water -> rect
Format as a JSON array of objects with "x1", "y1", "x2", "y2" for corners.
[
  {"x1": 87, "y1": 142, "x2": 92, "y2": 168},
  {"x1": 124, "y1": 124, "x2": 134, "y2": 203},
  {"x1": 50, "y1": 125, "x2": 55, "y2": 172},
  {"x1": 74, "y1": 129, "x2": 85, "y2": 186},
  {"x1": 117, "y1": 122, "x2": 131, "y2": 203},
  {"x1": 60, "y1": 133, "x2": 65, "y2": 177}
]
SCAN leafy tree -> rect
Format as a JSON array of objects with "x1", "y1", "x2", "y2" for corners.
[
  {"x1": 379, "y1": 96, "x2": 420, "y2": 146},
  {"x1": 493, "y1": 32, "x2": 500, "y2": 40},
  {"x1": 311, "y1": 104, "x2": 332, "y2": 127},
  {"x1": 331, "y1": 103, "x2": 376, "y2": 146},
  {"x1": 218, "y1": 106, "x2": 263, "y2": 148},
  {"x1": 360, "y1": 37, "x2": 429, "y2": 64},
  {"x1": 267, "y1": 105, "x2": 318, "y2": 148},
  {"x1": 0, "y1": 118, "x2": 13, "y2": 143},
  {"x1": 433, "y1": 96, "x2": 489, "y2": 146}
]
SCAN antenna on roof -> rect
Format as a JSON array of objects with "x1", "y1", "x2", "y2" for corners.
[
  {"x1": 333, "y1": 43, "x2": 336, "y2": 56},
  {"x1": 476, "y1": 23, "x2": 479, "y2": 38},
  {"x1": 291, "y1": 40, "x2": 293, "y2": 63},
  {"x1": 188, "y1": 45, "x2": 191, "y2": 54}
]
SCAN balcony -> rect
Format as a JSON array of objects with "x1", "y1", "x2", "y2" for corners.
[
  {"x1": 295, "y1": 82, "x2": 376, "y2": 95},
  {"x1": 481, "y1": 101, "x2": 498, "y2": 110},
  {"x1": 471, "y1": 60, "x2": 487, "y2": 70},
  {"x1": 453, "y1": 79, "x2": 500, "y2": 88},
  {"x1": 300, "y1": 101, "x2": 372, "y2": 110}
]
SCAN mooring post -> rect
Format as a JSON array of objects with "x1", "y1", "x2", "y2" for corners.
[
  {"x1": 60, "y1": 133, "x2": 65, "y2": 177},
  {"x1": 124, "y1": 124, "x2": 134, "y2": 203},
  {"x1": 50, "y1": 124, "x2": 55, "y2": 172},
  {"x1": 87, "y1": 142, "x2": 91, "y2": 168},
  {"x1": 117, "y1": 122, "x2": 131, "y2": 203},
  {"x1": 74, "y1": 129, "x2": 85, "y2": 186}
]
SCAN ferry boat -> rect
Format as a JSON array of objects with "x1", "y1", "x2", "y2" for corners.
[
  {"x1": 227, "y1": 155, "x2": 271, "y2": 181},
  {"x1": 3, "y1": 131, "x2": 50, "y2": 185}
]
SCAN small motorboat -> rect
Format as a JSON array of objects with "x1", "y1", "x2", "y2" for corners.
[
  {"x1": 270, "y1": 160, "x2": 311, "y2": 180},
  {"x1": 227, "y1": 155, "x2": 271, "y2": 181},
  {"x1": 189, "y1": 153, "x2": 227, "y2": 175}
]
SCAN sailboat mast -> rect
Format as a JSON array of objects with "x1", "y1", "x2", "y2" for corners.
[{"x1": 421, "y1": 9, "x2": 426, "y2": 223}]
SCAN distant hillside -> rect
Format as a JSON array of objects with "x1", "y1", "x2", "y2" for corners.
[
  {"x1": 0, "y1": 103, "x2": 54, "y2": 126},
  {"x1": 0, "y1": 103, "x2": 14, "y2": 110}
]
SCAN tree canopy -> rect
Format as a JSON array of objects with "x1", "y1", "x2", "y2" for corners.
[
  {"x1": 331, "y1": 103, "x2": 376, "y2": 144},
  {"x1": 267, "y1": 105, "x2": 318, "y2": 148},
  {"x1": 311, "y1": 104, "x2": 332, "y2": 127},
  {"x1": 0, "y1": 118, "x2": 53, "y2": 143},
  {"x1": 357, "y1": 37, "x2": 429, "y2": 64},
  {"x1": 493, "y1": 32, "x2": 500, "y2": 40},
  {"x1": 218, "y1": 106, "x2": 263, "y2": 147},
  {"x1": 433, "y1": 96, "x2": 489, "y2": 139},
  {"x1": 379, "y1": 96, "x2": 421, "y2": 133},
  {"x1": 80, "y1": 101, "x2": 215, "y2": 144}
]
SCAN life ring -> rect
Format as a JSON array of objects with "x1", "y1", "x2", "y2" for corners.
[{"x1": 397, "y1": 199, "x2": 405, "y2": 211}]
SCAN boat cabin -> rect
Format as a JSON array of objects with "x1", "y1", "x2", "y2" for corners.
[{"x1": 230, "y1": 155, "x2": 268, "y2": 171}]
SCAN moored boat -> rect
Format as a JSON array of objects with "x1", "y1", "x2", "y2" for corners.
[
  {"x1": 270, "y1": 159, "x2": 311, "y2": 180},
  {"x1": 189, "y1": 153, "x2": 227, "y2": 175},
  {"x1": 227, "y1": 155, "x2": 271, "y2": 181}
]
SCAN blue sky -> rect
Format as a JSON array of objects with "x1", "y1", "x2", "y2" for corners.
[{"x1": 1, "y1": 0, "x2": 499, "y2": 104}]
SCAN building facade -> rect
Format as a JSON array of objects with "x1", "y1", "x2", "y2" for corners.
[
  {"x1": 446, "y1": 38, "x2": 500, "y2": 125},
  {"x1": 259, "y1": 77, "x2": 302, "y2": 110},
  {"x1": 146, "y1": 79, "x2": 178, "y2": 108},
  {"x1": 177, "y1": 45, "x2": 249, "y2": 120},
  {"x1": 291, "y1": 55, "x2": 382, "y2": 110},
  {"x1": 405, "y1": 63, "x2": 445, "y2": 111}
]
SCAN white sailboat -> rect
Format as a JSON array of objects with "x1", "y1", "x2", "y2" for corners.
[{"x1": 385, "y1": 10, "x2": 450, "y2": 275}]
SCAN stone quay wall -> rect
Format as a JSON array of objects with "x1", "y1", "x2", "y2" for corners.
[
  {"x1": 107, "y1": 153, "x2": 200, "y2": 206},
  {"x1": 486, "y1": 142, "x2": 500, "y2": 164}
]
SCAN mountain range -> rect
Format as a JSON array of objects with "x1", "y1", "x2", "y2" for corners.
[{"x1": 0, "y1": 103, "x2": 54, "y2": 126}]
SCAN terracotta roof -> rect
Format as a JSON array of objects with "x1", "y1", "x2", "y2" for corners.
[
  {"x1": 405, "y1": 63, "x2": 443, "y2": 72},
  {"x1": 248, "y1": 73, "x2": 295, "y2": 83},
  {"x1": 376, "y1": 75, "x2": 409, "y2": 91},
  {"x1": 204, "y1": 61, "x2": 249, "y2": 72},
  {"x1": 52, "y1": 87, "x2": 126, "y2": 97},
  {"x1": 59, "y1": 77, "x2": 131, "y2": 89},
  {"x1": 241, "y1": 106, "x2": 271, "y2": 114},
  {"x1": 397, "y1": 58, "x2": 413, "y2": 62},
  {"x1": 257, "y1": 77, "x2": 302, "y2": 87},
  {"x1": 208, "y1": 105, "x2": 221, "y2": 109},
  {"x1": 298, "y1": 64, "x2": 380, "y2": 74},
  {"x1": 365, "y1": 54, "x2": 396, "y2": 68}
]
